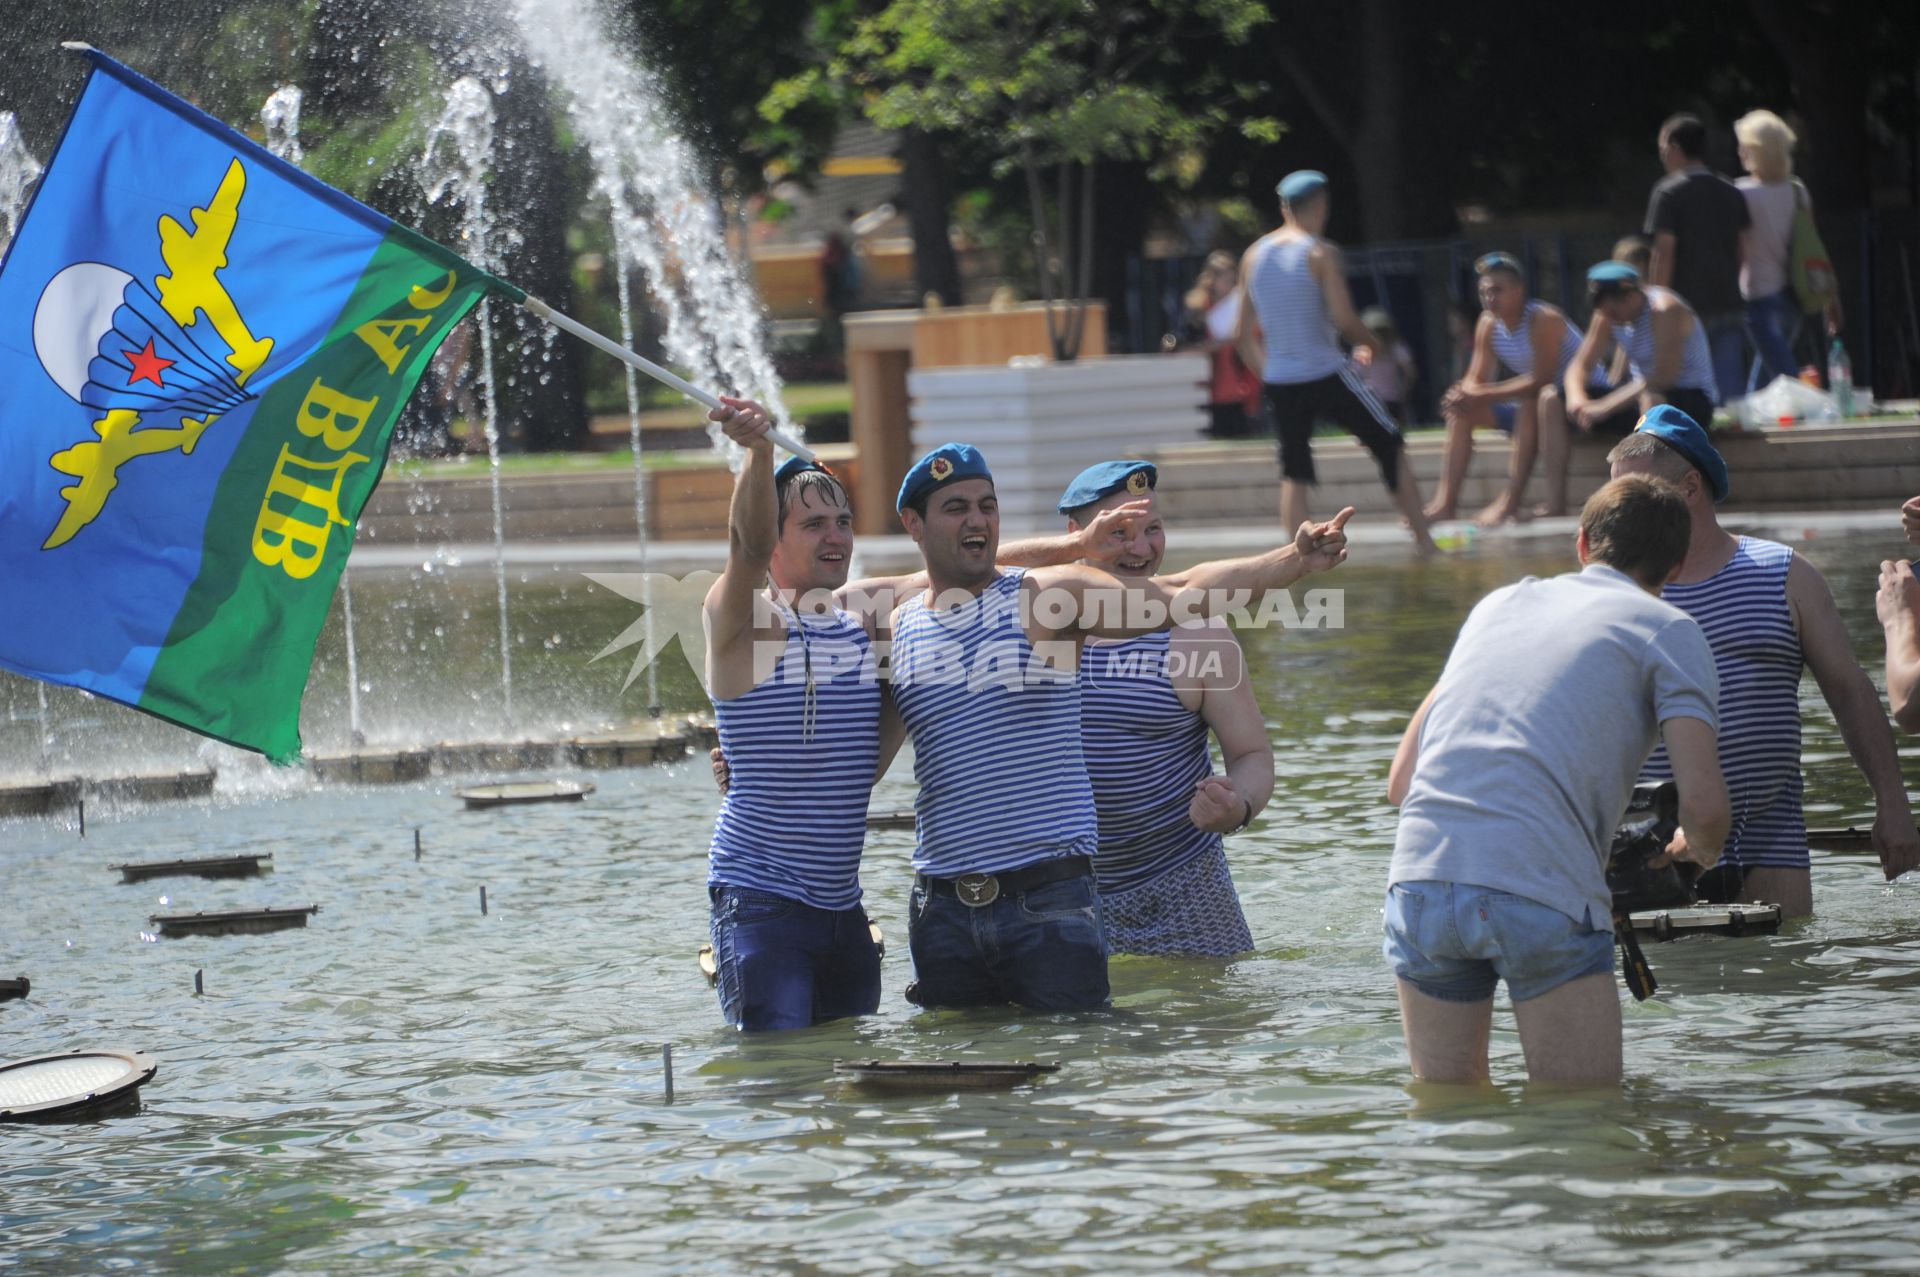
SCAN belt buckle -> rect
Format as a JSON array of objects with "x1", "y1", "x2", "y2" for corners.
[{"x1": 954, "y1": 873, "x2": 1000, "y2": 907}]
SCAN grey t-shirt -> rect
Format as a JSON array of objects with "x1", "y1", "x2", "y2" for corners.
[{"x1": 1391, "y1": 563, "x2": 1719, "y2": 927}]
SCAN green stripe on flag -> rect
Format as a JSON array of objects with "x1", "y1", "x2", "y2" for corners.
[{"x1": 139, "y1": 230, "x2": 492, "y2": 762}]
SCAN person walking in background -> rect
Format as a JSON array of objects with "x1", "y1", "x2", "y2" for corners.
[
  {"x1": 1236, "y1": 170, "x2": 1439, "y2": 554},
  {"x1": 1645, "y1": 113, "x2": 1751, "y2": 408},
  {"x1": 1385, "y1": 474, "x2": 1728, "y2": 1086},
  {"x1": 1734, "y1": 109, "x2": 1843, "y2": 392},
  {"x1": 1352, "y1": 307, "x2": 1417, "y2": 432}
]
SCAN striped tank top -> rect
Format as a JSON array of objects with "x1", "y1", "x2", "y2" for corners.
[
  {"x1": 1610, "y1": 285, "x2": 1718, "y2": 402},
  {"x1": 1246, "y1": 234, "x2": 1347, "y2": 384},
  {"x1": 1639, "y1": 537, "x2": 1805, "y2": 869},
  {"x1": 1079, "y1": 629, "x2": 1222, "y2": 892},
  {"x1": 708, "y1": 606, "x2": 881, "y2": 909},
  {"x1": 1490, "y1": 300, "x2": 1587, "y2": 384},
  {"x1": 890, "y1": 569, "x2": 1099, "y2": 878}
]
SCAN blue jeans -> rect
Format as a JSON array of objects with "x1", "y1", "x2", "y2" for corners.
[
  {"x1": 907, "y1": 872, "x2": 1110, "y2": 1010},
  {"x1": 1745, "y1": 288, "x2": 1803, "y2": 392},
  {"x1": 1382, "y1": 881, "x2": 1615, "y2": 1003},
  {"x1": 708, "y1": 885, "x2": 881, "y2": 1031},
  {"x1": 1703, "y1": 312, "x2": 1748, "y2": 406}
]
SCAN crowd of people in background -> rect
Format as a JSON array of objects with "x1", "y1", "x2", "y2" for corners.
[{"x1": 1171, "y1": 107, "x2": 1847, "y2": 537}]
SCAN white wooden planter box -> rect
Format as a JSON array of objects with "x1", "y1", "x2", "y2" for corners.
[{"x1": 906, "y1": 353, "x2": 1209, "y2": 532}]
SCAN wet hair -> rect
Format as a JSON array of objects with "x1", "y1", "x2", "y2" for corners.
[
  {"x1": 1580, "y1": 474, "x2": 1692, "y2": 587},
  {"x1": 777, "y1": 469, "x2": 848, "y2": 531},
  {"x1": 1734, "y1": 109, "x2": 1796, "y2": 183},
  {"x1": 1660, "y1": 113, "x2": 1707, "y2": 160}
]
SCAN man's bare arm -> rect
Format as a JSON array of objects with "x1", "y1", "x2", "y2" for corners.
[
  {"x1": 1791, "y1": 554, "x2": 1920, "y2": 880},
  {"x1": 1387, "y1": 687, "x2": 1437, "y2": 806},
  {"x1": 1878, "y1": 559, "x2": 1920, "y2": 733},
  {"x1": 1190, "y1": 625, "x2": 1275, "y2": 832},
  {"x1": 1658, "y1": 715, "x2": 1729, "y2": 867},
  {"x1": 1314, "y1": 242, "x2": 1380, "y2": 353},
  {"x1": 1648, "y1": 230, "x2": 1677, "y2": 289},
  {"x1": 703, "y1": 400, "x2": 778, "y2": 693}
]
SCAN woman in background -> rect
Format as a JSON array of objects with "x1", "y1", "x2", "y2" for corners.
[
  {"x1": 1734, "y1": 109, "x2": 1841, "y2": 391},
  {"x1": 1182, "y1": 251, "x2": 1263, "y2": 438}
]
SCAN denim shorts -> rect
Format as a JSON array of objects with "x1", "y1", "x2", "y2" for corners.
[{"x1": 1382, "y1": 880, "x2": 1614, "y2": 1003}]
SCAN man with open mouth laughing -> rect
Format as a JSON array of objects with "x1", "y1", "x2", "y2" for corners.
[
  {"x1": 700, "y1": 396, "x2": 894, "y2": 1031},
  {"x1": 889, "y1": 444, "x2": 1351, "y2": 1010}
]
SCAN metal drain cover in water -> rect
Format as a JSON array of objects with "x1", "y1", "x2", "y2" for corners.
[
  {"x1": 0, "y1": 1049, "x2": 157, "y2": 1122},
  {"x1": 834, "y1": 1059, "x2": 1060, "y2": 1090},
  {"x1": 455, "y1": 780, "x2": 595, "y2": 809}
]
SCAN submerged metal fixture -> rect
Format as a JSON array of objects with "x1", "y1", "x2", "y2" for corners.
[
  {"x1": 0, "y1": 1049, "x2": 157, "y2": 1122},
  {"x1": 111, "y1": 853, "x2": 272, "y2": 883},
  {"x1": 1627, "y1": 902, "x2": 1783, "y2": 942},
  {"x1": 0, "y1": 976, "x2": 28, "y2": 1002},
  {"x1": 833, "y1": 1059, "x2": 1060, "y2": 1090},
  {"x1": 454, "y1": 779, "x2": 594, "y2": 809},
  {"x1": 865, "y1": 809, "x2": 915, "y2": 831},
  {"x1": 149, "y1": 904, "x2": 320, "y2": 938}
]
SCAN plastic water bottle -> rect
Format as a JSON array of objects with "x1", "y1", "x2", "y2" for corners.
[{"x1": 1827, "y1": 337, "x2": 1854, "y2": 417}]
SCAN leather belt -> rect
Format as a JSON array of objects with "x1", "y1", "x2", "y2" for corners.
[{"x1": 917, "y1": 855, "x2": 1093, "y2": 908}]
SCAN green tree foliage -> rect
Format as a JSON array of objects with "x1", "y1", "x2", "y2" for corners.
[{"x1": 774, "y1": 0, "x2": 1275, "y2": 358}]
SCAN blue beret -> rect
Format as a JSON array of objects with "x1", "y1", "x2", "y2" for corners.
[
  {"x1": 1277, "y1": 170, "x2": 1328, "y2": 203},
  {"x1": 775, "y1": 455, "x2": 832, "y2": 485},
  {"x1": 1635, "y1": 403, "x2": 1728, "y2": 503},
  {"x1": 1587, "y1": 261, "x2": 1641, "y2": 287},
  {"x1": 1057, "y1": 460, "x2": 1157, "y2": 515},
  {"x1": 1474, "y1": 251, "x2": 1524, "y2": 279},
  {"x1": 897, "y1": 443, "x2": 992, "y2": 513}
]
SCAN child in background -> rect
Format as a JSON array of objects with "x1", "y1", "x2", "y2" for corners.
[{"x1": 1352, "y1": 307, "x2": 1417, "y2": 430}]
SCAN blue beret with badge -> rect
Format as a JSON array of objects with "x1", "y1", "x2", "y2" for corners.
[
  {"x1": 1277, "y1": 169, "x2": 1328, "y2": 203},
  {"x1": 1056, "y1": 460, "x2": 1157, "y2": 514},
  {"x1": 1634, "y1": 403, "x2": 1728, "y2": 503},
  {"x1": 897, "y1": 442, "x2": 993, "y2": 513}
]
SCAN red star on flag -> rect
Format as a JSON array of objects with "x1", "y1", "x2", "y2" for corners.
[{"x1": 123, "y1": 337, "x2": 175, "y2": 388}]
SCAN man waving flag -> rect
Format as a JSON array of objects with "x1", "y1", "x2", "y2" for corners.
[{"x1": 0, "y1": 48, "x2": 514, "y2": 762}]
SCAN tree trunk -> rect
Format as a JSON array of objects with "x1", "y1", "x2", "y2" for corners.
[
  {"x1": 1348, "y1": 0, "x2": 1407, "y2": 243},
  {"x1": 1091, "y1": 160, "x2": 1153, "y2": 352},
  {"x1": 898, "y1": 127, "x2": 962, "y2": 306},
  {"x1": 1747, "y1": 0, "x2": 1872, "y2": 215}
]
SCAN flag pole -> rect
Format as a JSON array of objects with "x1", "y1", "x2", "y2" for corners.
[{"x1": 518, "y1": 295, "x2": 816, "y2": 463}]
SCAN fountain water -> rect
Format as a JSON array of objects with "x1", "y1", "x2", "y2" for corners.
[
  {"x1": 423, "y1": 75, "x2": 517, "y2": 733},
  {"x1": 0, "y1": 111, "x2": 39, "y2": 249},
  {"x1": 504, "y1": 0, "x2": 797, "y2": 446},
  {"x1": 260, "y1": 84, "x2": 369, "y2": 749}
]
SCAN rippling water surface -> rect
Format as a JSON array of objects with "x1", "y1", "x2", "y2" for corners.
[{"x1": 4, "y1": 530, "x2": 1919, "y2": 1274}]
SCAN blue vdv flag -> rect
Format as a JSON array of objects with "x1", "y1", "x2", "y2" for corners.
[{"x1": 0, "y1": 48, "x2": 516, "y2": 761}]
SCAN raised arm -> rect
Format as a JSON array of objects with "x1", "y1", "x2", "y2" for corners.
[
  {"x1": 1879, "y1": 559, "x2": 1920, "y2": 733},
  {"x1": 702, "y1": 398, "x2": 777, "y2": 695},
  {"x1": 997, "y1": 499, "x2": 1153, "y2": 570},
  {"x1": 1791, "y1": 553, "x2": 1920, "y2": 880}
]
